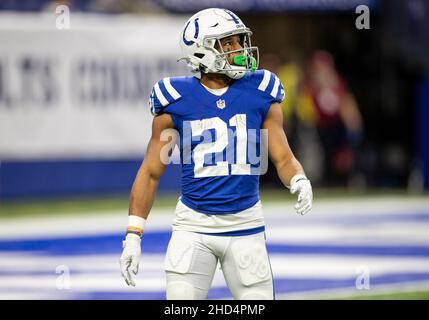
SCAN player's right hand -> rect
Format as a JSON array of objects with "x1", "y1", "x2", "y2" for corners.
[{"x1": 119, "y1": 234, "x2": 141, "y2": 286}]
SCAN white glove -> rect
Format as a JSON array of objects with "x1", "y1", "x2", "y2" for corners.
[
  {"x1": 119, "y1": 233, "x2": 141, "y2": 286},
  {"x1": 290, "y1": 174, "x2": 313, "y2": 215}
]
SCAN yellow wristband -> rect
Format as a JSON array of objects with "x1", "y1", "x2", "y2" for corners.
[{"x1": 126, "y1": 215, "x2": 146, "y2": 237}]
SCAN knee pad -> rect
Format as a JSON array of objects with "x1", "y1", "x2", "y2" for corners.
[
  {"x1": 166, "y1": 281, "x2": 195, "y2": 300},
  {"x1": 230, "y1": 235, "x2": 271, "y2": 287}
]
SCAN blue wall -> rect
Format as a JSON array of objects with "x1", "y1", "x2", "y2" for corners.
[
  {"x1": 0, "y1": 159, "x2": 181, "y2": 201},
  {"x1": 418, "y1": 77, "x2": 429, "y2": 190}
]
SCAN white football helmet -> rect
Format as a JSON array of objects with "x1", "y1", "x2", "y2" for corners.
[{"x1": 179, "y1": 8, "x2": 259, "y2": 79}]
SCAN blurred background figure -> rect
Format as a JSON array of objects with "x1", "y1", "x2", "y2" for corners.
[
  {"x1": 305, "y1": 50, "x2": 363, "y2": 187},
  {"x1": 260, "y1": 50, "x2": 364, "y2": 188},
  {"x1": 275, "y1": 52, "x2": 322, "y2": 187}
]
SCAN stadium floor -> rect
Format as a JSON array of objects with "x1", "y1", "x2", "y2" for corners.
[{"x1": 0, "y1": 196, "x2": 428, "y2": 300}]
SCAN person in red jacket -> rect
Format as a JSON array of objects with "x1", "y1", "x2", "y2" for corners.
[{"x1": 306, "y1": 50, "x2": 363, "y2": 186}]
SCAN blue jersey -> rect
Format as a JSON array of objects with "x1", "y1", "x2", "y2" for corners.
[{"x1": 149, "y1": 70, "x2": 284, "y2": 214}]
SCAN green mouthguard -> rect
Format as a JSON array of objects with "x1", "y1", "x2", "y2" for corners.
[{"x1": 233, "y1": 55, "x2": 257, "y2": 72}]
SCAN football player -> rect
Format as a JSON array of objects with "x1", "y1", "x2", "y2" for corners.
[{"x1": 120, "y1": 8, "x2": 313, "y2": 300}]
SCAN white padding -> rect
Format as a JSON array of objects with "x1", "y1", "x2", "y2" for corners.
[
  {"x1": 166, "y1": 281, "x2": 195, "y2": 300},
  {"x1": 164, "y1": 234, "x2": 194, "y2": 274},
  {"x1": 230, "y1": 236, "x2": 271, "y2": 286}
]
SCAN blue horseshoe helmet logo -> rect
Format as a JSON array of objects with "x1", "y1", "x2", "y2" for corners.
[{"x1": 182, "y1": 18, "x2": 199, "y2": 46}]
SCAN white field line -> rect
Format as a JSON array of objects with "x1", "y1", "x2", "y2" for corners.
[
  {"x1": 265, "y1": 223, "x2": 429, "y2": 245},
  {"x1": 0, "y1": 197, "x2": 428, "y2": 240},
  {"x1": 2, "y1": 253, "x2": 429, "y2": 277}
]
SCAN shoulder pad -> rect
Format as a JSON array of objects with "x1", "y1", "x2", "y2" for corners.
[
  {"x1": 149, "y1": 77, "x2": 185, "y2": 116},
  {"x1": 247, "y1": 69, "x2": 285, "y2": 104}
]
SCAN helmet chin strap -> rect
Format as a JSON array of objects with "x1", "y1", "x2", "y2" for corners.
[{"x1": 226, "y1": 68, "x2": 246, "y2": 79}]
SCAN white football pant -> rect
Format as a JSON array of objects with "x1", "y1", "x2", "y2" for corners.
[{"x1": 164, "y1": 230, "x2": 274, "y2": 300}]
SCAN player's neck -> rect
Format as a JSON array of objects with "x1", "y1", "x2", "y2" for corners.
[{"x1": 200, "y1": 73, "x2": 231, "y2": 89}]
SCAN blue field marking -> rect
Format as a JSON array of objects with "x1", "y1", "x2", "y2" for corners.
[
  {"x1": 273, "y1": 272, "x2": 429, "y2": 293},
  {"x1": 70, "y1": 291, "x2": 167, "y2": 300},
  {"x1": 1, "y1": 231, "x2": 429, "y2": 257},
  {"x1": 0, "y1": 232, "x2": 170, "y2": 255},
  {"x1": 72, "y1": 286, "x2": 234, "y2": 300},
  {"x1": 76, "y1": 272, "x2": 429, "y2": 299},
  {"x1": 267, "y1": 244, "x2": 429, "y2": 257},
  {"x1": 4, "y1": 272, "x2": 426, "y2": 300}
]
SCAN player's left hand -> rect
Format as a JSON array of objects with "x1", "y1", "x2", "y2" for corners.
[{"x1": 290, "y1": 174, "x2": 313, "y2": 215}]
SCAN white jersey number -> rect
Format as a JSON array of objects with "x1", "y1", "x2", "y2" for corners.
[{"x1": 190, "y1": 114, "x2": 251, "y2": 178}]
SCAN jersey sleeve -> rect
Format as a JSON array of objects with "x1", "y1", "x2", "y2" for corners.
[
  {"x1": 149, "y1": 77, "x2": 183, "y2": 116},
  {"x1": 252, "y1": 69, "x2": 285, "y2": 104}
]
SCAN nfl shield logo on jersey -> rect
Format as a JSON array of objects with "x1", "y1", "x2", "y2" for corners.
[{"x1": 216, "y1": 99, "x2": 226, "y2": 109}]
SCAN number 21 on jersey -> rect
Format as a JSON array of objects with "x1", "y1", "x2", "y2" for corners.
[{"x1": 189, "y1": 114, "x2": 252, "y2": 178}]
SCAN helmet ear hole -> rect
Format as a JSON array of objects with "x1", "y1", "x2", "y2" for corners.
[
  {"x1": 198, "y1": 64, "x2": 209, "y2": 73},
  {"x1": 194, "y1": 53, "x2": 205, "y2": 59}
]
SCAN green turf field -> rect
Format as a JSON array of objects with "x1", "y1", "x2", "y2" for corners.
[
  {"x1": 327, "y1": 289, "x2": 429, "y2": 300},
  {"x1": 0, "y1": 188, "x2": 426, "y2": 218},
  {"x1": 0, "y1": 188, "x2": 427, "y2": 218}
]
